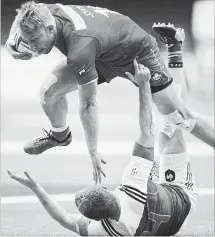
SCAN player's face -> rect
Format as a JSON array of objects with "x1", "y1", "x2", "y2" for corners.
[{"x1": 22, "y1": 25, "x2": 55, "y2": 55}]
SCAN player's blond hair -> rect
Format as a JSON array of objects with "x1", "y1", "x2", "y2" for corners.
[
  {"x1": 15, "y1": 1, "x2": 51, "y2": 34},
  {"x1": 75, "y1": 186, "x2": 120, "y2": 220}
]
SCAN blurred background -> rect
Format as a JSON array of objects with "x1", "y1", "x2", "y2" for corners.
[{"x1": 1, "y1": 0, "x2": 214, "y2": 236}]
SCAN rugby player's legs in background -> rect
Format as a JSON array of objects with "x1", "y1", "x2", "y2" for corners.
[
  {"x1": 150, "y1": 23, "x2": 214, "y2": 148},
  {"x1": 158, "y1": 123, "x2": 198, "y2": 235},
  {"x1": 158, "y1": 123, "x2": 198, "y2": 211},
  {"x1": 156, "y1": 26, "x2": 198, "y2": 208}
]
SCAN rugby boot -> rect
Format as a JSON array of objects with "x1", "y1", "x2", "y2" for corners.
[
  {"x1": 152, "y1": 22, "x2": 185, "y2": 46},
  {"x1": 24, "y1": 128, "x2": 72, "y2": 155}
]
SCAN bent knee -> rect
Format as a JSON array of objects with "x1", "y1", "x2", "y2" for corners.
[
  {"x1": 39, "y1": 74, "x2": 58, "y2": 104},
  {"x1": 40, "y1": 86, "x2": 53, "y2": 104}
]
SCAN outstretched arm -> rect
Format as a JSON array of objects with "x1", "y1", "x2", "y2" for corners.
[
  {"x1": 126, "y1": 59, "x2": 155, "y2": 161},
  {"x1": 7, "y1": 170, "x2": 90, "y2": 235},
  {"x1": 78, "y1": 80, "x2": 106, "y2": 184}
]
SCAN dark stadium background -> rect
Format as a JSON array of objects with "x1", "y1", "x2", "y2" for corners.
[
  {"x1": 2, "y1": 0, "x2": 194, "y2": 48},
  {"x1": 1, "y1": 0, "x2": 214, "y2": 236}
]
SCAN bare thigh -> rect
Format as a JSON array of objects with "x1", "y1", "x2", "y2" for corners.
[
  {"x1": 40, "y1": 58, "x2": 79, "y2": 104},
  {"x1": 152, "y1": 82, "x2": 186, "y2": 116},
  {"x1": 41, "y1": 59, "x2": 108, "y2": 100},
  {"x1": 50, "y1": 60, "x2": 79, "y2": 96}
]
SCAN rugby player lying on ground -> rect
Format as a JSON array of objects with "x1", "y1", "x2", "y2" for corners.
[
  {"x1": 6, "y1": 2, "x2": 214, "y2": 184},
  {"x1": 8, "y1": 58, "x2": 198, "y2": 236}
]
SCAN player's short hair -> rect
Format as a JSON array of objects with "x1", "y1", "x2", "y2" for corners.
[
  {"x1": 15, "y1": 1, "x2": 50, "y2": 34},
  {"x1": 75, "y1": 186, "x2": 120, "y2": 221}
]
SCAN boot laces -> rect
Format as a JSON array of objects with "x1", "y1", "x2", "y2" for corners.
[{"x1": 39, "y1": 128, "x2": 53, "y2": 142}]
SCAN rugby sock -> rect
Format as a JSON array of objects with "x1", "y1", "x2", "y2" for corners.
[
  {"x1": 168, "y1": 42, "x2": 183, "y2": 68},
  {"x1": 51, "y1": 125, "x2": 70, "y2": 141}
]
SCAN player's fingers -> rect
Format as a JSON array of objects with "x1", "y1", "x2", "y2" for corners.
[
  {"x1": 139, "y1": 63, "x2": 145, "y2": 69},
  {"x1": 23, "y1": 54, "x2": 33, "y2": 60},
  {"x1": 93, "y1": 169, "x2": 96, "y2": 184},
  {"x1": 140, "y1": 64, "x2": 150, "y2": 75},
  {"x1": 6, "y1": 44, "x2": 18, "y2": 55},
  {"x1": 138, "y1": 66, "x2": 145, "y2": 73},
  {"x1": 98, "y1": 169, "x2": 102, "y2": 184},
  {"x1": 14, "y1": 54, "x2": 32, "y2": 60},
  {"x1": 7, "y1": 169, "x2": 25, "y2": 183},
  {"x1": 101, "y1": 159, "x2": 107, "y2": 164},
  {"x1": 7, "y1": 169, "x2": 20, "y2": 180},
  {"x1": 140, "y1": 66, "x2": 150, "y2": 75},
  {"x1": 100, "y1": 168, "x2": 106, "y2": 178},
  {"x1": 125, "y1": 72, "x2": 135, "y2": 82},
  {"x1": 94, "y1": 168, "x2": 98, "y2": 185},
  {"x1": 24, "y1": 171, "x2": 36, "y2": 184},
  {"x1": 133, "y1": 58, "x2": 139, "y2": 74},
  {"x1": 7, "y1": 169, "x2": 15, "y2": 179},
  {"x1": 6, "y1": 44, "x2": 31, "y2": 58},
  {"x1": 96, "y1": 170, "x2": 100, "y2": 185}
]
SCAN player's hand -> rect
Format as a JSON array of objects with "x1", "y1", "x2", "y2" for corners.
[
  {"x1": 125, "y1": 58, "x2": 151, "y2": 86},
  {"x1": 6, "y1": 37, "x2": 32, "y2": 60},
  {"x1": 90, "y1": 151, "x2": 107, "y2": 185},
  {"x1": 7, "y1": 169, "x2": 38, "y2": 190}
]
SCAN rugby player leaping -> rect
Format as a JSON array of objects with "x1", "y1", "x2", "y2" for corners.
[
  {"x1": 8, "y1": 53, "x2": 198, "y2": 235},
  {"x1": 6, "y1": 2, "x2": 214, "y2": 184}
]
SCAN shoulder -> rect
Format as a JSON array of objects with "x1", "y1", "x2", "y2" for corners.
[
  {"x1": 88, "y1": 220, "x2": 107, "y2": 236},
  {"x1": 69, "y1": 34, "x2": 99, "y2": 52},
  {"x1": 76, "y1": 215, "x2": 92, "y2": 236},
  {"x1": 67, "y1": 35, "x2": 99, "y2": 64}
]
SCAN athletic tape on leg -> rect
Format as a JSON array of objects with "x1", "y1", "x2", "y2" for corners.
[
  {"x1": 165, "y1": 110, "x2": 196, "y2": 132},
  {"x1": 160, "y1": 121, "x2": 177, "y2": 139}
]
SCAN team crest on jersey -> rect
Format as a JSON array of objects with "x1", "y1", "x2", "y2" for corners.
[
  {"x1": 75, "y1": 66, "x2": 87, "y2": 76},
  {"x1": 78, "y1": 68, "x2": 86, "y2": 75},
  {"x1": 165, "y1": 169, "x2": 175, "y2": 182},
  {"x1": 152, "y1": 72, "x2": 162, "y2": 81}
]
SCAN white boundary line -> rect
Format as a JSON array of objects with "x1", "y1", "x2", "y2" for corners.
[
  {"x1": 1, "y1": 193, "x2": 76, "y2": 205},
  {"x1": 1, "y1": 141, "x2": 214, "y2": 156},
  {"x1": 1, "y1": 188, "x2": 214, "y2": 205}
]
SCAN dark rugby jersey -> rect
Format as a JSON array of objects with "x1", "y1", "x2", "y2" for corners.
[
  {"x1": 46, "y1": 4, "x2": 156, "y2": 85},
  {"x1": 135, "y1": 180, "x2": 191, "y2": 236},
  {"x1": 88, "y1": 179, "x2": 191, "y2": 236}
]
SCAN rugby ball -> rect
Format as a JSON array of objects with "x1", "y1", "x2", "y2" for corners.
[{"x1": 14, "y1": 32, "x2": 38, "y2": 57}]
